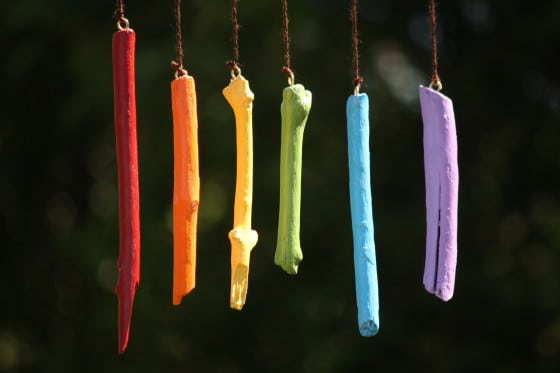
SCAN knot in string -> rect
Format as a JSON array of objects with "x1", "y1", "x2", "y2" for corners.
[
  {"x1": 353, "y1": 76, "x2": 363, "y2": 95},
  {"x1": 171, "y1": 60, "x2": 188, "y2": 78},
  {"x1": 226, "y1": 60, "x2": 242, "y2": 78}
]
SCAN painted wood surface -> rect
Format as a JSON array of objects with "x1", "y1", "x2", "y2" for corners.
[
  {"x1": 419, "y1": 85, "x2": 458, "y2": 301},
  {"x1": 171, "y1": 75, "x2": 199, "y2": 305},
  {"x1": 275, "y1": 84, "x2": 312, "y2": 274},
  {"x1": 223, "y1": 75, "x2": 258, "y2": 310},
  {"x1": 346, "y1": 93, "x2": 379, "y2": 336},
  {"x1": 112, "y1": 28, "x2": 140, "y2": 354}
]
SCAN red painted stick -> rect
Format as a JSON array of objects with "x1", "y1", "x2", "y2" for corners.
[{"x1": 112, "y1": 27, "x2": 140, "y2": 354}]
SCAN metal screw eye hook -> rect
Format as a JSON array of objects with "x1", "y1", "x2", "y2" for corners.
[
  {"x1": 429, "y1": 79, "x2": 443, "y2": 91},
  {"x1": 230, "y1": 65, "x2": 242, "y2": 79},
  {"x1": 116, "y1": 17, "x2": 129, "y2": 30}
]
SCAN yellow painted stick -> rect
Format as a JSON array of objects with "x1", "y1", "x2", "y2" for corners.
[{"x1": 223, "y1": 74, "x2": 258, "y2": 310}]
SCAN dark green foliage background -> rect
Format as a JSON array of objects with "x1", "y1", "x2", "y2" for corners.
[{"x1": 1, "y1": 0, "x2": 560, "y2": 371}]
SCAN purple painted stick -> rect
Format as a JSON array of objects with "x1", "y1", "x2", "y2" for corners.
[{"x1": 419, "y1": 85, "x2": 458, "y2": 301}]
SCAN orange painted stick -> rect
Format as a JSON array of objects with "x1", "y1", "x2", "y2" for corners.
[{"x1": 171, "y1": 74, "x2": 200, "y2": 305}]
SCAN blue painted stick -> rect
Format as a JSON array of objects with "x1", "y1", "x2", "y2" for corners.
[
  {"x1": 346, "y1": 93, "x2": 379, "y2": 336},
  {"x1": 419, "y1": 85, "x2": 458, "y2": 301}
]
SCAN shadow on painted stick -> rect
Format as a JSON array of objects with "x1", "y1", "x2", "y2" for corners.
[
  {"x1": 275, "y1": 83, "x2": 311, "y2": 274},
  {"x1": 223, "y1": 75, "x2": 258, "y2": 310},
  {"x1": 419, "y1": 85, "x2": 458, "y2": 302}
]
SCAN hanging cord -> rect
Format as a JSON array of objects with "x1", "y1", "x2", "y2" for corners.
[
  {"x1": 281, "y1": 0, "x2": 294, "y2": 85},
  {"x1": 114, "y1": 0, "x2": 129, "y2": 30},
  {"x1": 171, "y1": 0, "x2": 188, "y2": 77},
  {"x1": 226, "y1": 0, "x2": 242, "y2": 77},
  {"x1": 350, "y1": 0, "x2": 362, "y2": 95},
  {"x1": 428, "y1": 0, "x2": 442, "y2": 91}
]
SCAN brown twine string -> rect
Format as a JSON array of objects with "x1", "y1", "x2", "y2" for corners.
[
  {"x1": 281, "y1": 0, "x2": 294, "y2": 84},
  {"x1": 171, "y1": 0, "x2": 187, "y2": 77},
  {"x1": 350, "y1": 0, "x2": 362, "y2": 94},
  {"x1": 226, "y1": 0, "x2": 241, "y2": 76},
  {"x1": 114, "y1": 0, "x2": 129, "y2": 29},
  {"x1": 115, "y1": 0, "x2": 125, "y2": 19},
  {"x1": 428, "y1": 0, "x2": 442, "y2": 90}
]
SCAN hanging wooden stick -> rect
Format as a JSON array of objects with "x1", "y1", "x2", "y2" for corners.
[
  {"x1": 275, "y1": 0, "x2": 312, "y2": 274},
  {"x1": 224, "y1": 0, "x2": 258, "y2": 310},
  {"x1": 420, "y1": 0, "x2": 458, "y2": 301},
  {"x1": 112, "y1": 0, "x2": 140, "y2": 354},
  {"x1": 170, "y1": 0, "x2": 199, "y2": 306},
  {"x1": 346, "y1": 0, "x2": 379, "y2": 337}
]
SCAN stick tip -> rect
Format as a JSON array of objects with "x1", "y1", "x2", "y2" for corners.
[
  {"x1": 436, "y1": 288, "x2": 454, "y2": 302},
  {"x1": 274, "y1": 245, "x2": 303, "y2": 275},
  {"x1": 359, "y1": 320, "x2": 379, "y2": 337},
  {"x1": 230, "y1": 264, "x2": 249, "y2": 310},
  {"x1": 424, "y1": 283, "x2": 454, "y2": 301},
  {"x1": 173, "y1": 280, "x2": 195, "y2": 306},
  {"x1": 276, "y1": 261, "x2": 300, "y2": 275},
  {"x1": 118, "y1": 328, "x2": 130, "y2": 354}
]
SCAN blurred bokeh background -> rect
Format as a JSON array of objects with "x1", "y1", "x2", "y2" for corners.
[{"x1": 1, "y1": 0, "x2": 560, "y2": 371}]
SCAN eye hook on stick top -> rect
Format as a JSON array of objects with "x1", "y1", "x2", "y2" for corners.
[
  {"x1": 353, "y1": 76, "x2": 363, "y2": 96},
  {"x1": 172, "y1": 61, "x2": 188, "y2": 79},
  {"x1": 428, "y1": 77, "x2": 442, "y2": 91},
  {"x1": 226, "y1": 60, "x2": 242, "y2": 79},
  {"x1": 282, "y1": 66, "x2": 294, "y2": 86},
  {"x1": 114, "y1": 0, "x2": 129, "y2": 30}
]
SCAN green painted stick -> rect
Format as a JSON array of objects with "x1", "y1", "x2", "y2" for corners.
[{"x1": 275, "y1": 84, "x2": 312, "y2": 274}]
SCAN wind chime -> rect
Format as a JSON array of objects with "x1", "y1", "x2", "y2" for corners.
[
  {"x1": 346, "y1": 0, "x2": 379, "y2": 337},
  {"x1": 170, "y1": 0, "x2": 200, "y2": 306},
  {"x1": 275, "y1": 0, "x2": 312, "y2": 275},
  {"x1": 419, "y1": 0, "x2": 458, "y2": 301},
  {"x1": 112, "y1": 0, "x2": 140, "y2": 354},
  {"x1": 223, "y1": 0, "x2": 259, "y2": 310},
  {"x1": 108, "y1": 0, "x2": 461, "y2": 353}
]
